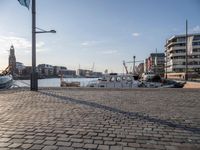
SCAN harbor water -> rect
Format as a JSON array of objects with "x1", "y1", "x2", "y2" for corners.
[{"x1": 14, "y1": 78, "x2": 98, "y2": 88}]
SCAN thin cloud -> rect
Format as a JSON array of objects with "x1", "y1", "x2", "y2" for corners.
[
  {"x1": 0, "y1": 36, "x2": 45, "y2": 53},
  {"x1": 81, "y1": 40, "x2": 102, "y2": 46},
  {"x1": 192, "y1": 25, "x2": 200, "y2": 33},
  {"x1": 132, "y1": 32, "x2": 140, "y2": 37},
  {"x1": 101, "y1": 50, "x2": 118, "y2": 54}
]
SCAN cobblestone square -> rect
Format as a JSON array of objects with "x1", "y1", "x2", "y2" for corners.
[{"x1": 0, "y1": 88, "x2": 200, "y2": 150}]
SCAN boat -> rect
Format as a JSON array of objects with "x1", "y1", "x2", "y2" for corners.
[
  {"x1": 142, "y1": 72, "x2": 156, "y2": 81},
  {"x1": 60, "y1": 75, "x2": 80, "y2": 87},
  {"x1": 139, "y1": 75, "x2": 185, "y2": 88},
  {"x1": 61, "y1": 81, "x2": 80, "y2": 87},
  {"x1": 87, "y1": 73, "x2": 185, "y2": 88},
  {"x1": 0, "y1": 75, "x2": 13, "y2": 89},
  {"x1": 87, "y1": 73, "x2": 140, "y2": 88}
]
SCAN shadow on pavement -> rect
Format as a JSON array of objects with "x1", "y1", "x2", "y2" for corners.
[{"x1": 39, "y1": 90, "x2": 200, "y2": 135}]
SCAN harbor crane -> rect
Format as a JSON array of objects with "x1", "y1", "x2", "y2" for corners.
[
  {"x1": 123, "y1": 56, "x2": 144, "y2": 75},
  {"x1": 123, "y1": 61, "x2": 129, "y2": 74},
  {"x1": 0, "y1": 66, "x2": 12, "y2": 76}
]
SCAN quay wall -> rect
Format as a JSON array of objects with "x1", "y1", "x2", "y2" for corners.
[{"x1": 184, "y1": 81, "x2": 200, "y2": 88}]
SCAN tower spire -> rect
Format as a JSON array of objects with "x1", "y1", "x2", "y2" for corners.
[{"x1": 8, "y1": 45, "x2": 16, "y2": 75}]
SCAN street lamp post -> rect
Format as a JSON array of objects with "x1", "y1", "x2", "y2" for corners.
[
  {"x1": 31, "y1": 0, "x2": 56, "y2": 91},
  {"x1": 185, "y1": 20, "x2": 188, "y2": 81},
  {"x1": 31, "y1": 0, "x2": 37, "y2": 91},
  {"x1": 133, "y1": 56, "x2": 136, "y2": 75}
]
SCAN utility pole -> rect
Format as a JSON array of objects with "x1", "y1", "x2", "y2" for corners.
[
  {"x1": 185, "y1": 20, "x2": 188, "y2": 81},
  {"x1": 155, "y1": 48, "x2": 158, "y2": 75},
  {"x1": 165, "y1": 40, "x2": 168, "y2": 79},
  {"x1": 133, "y1": 56, "x2": 136, "y2": 75},
  {"x1": 31, "y1": 0, "x2": 38, "y2": 91}
]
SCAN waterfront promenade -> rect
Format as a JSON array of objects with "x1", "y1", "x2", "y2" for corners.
[{"x1": 0, "y1": 88, "x2": 200, "y2": 150}]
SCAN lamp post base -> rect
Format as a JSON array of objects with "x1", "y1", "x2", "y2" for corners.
[{"x1": 30, "y1": 72, "x2": 38, "y2": 91}]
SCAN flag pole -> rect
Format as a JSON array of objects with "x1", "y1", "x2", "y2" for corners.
[
  {"x1": 185, "y1": 20, "x2": 188, "y2": 81},
  {"x1": 31, "y1": 0, "x2": 38, "y2": 91}
]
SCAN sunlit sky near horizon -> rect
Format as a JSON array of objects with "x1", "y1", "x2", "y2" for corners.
[{"x1": 0, "y1": 0, "x2": 200, "y2": 73}]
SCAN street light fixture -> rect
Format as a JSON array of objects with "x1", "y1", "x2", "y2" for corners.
[
  {"x1": 35, "y1": 27, "x2": 56, "y2": 34},
  {"x1": 31, "y1": 0, "x2": 56, "y2": 91},
  {"x1": 31, "y1": 27, "x2": 56, "y2": 91}
]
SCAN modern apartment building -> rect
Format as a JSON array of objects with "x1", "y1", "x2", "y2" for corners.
[
  {"x1": 37, "y1": 64, "x2": 54, "y2": 77},
  {"x1": 54, "y1": 66, "x2": 76, "y2": 77},
  {"x1": 144, "y1": 53, "x2": 165, "y2": 76},
  {"x1": 165, "y1": 33, "x2": 200, "y2": 79},
  {"x1": 77, "y1": 69, "x2": 103, "y2": 78}
]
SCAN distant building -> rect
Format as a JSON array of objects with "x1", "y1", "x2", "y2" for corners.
[
  {"x1": 54, "y1": 66, "x2": 67, "y2": 76},
  {"x1": 145, "y1": 53, "x2": 165, "y2": 76},
  {"x1": 21, "y1": 66, "x2": 32, "y2": 79},
  {"x1": 8, "y1": 45, "x2": 16, "y2": 75},
  {"x1": 38, "y1": 64, "x2": 54, "y2": 77},
  {"x1": 92, "y1": 71, "x2": 103, "y2": 78},
  {"x1": 54, "y1": 66, "x2": 76, "y2": 77},
  {"x1": 77, "y1": 69, "x2": 92, "y2": 77},
  {"x1": 144, "y1": 58, "x2": 148, "y2": 73},
  {"x1": 165, "y1": 33, "x2": 200, "y2": 79},
  {"x1": 63, "y1": 70, "x2": 76, "y2": 77},
  {"x1": 16, "y1": 62, "x2": 26, "y2": 75},
  {"x1": 77, "y1": 69, "x2": 102, "y2": 78},
  {"x1": 137, "y1": 63, "x2": 144, "y2": 77}
]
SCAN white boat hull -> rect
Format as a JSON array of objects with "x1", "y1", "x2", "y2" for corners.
[{"x1": 0, "y1": 75, "x2": 13, "y2": 89}]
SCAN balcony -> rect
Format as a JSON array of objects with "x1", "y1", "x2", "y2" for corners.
[
  {"x1": 167, "y1": 46, "x2": 186, "y2": 52},
  {"x1": 193, "y1": 45, "x2": 200, "y2": 49},
  {"x1": 169, "y1": 53, "x2": 186, "y2": 57},
  {"x1": 166, "y1": 41, "x2": 185, "y2": 47},
  {"x1": 172, "y1": 64, "x2": 200, "y2": 69}
]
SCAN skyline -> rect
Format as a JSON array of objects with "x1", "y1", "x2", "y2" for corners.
[{"x1": 0, "y1": 0, "x2": 200, "y2": 73}]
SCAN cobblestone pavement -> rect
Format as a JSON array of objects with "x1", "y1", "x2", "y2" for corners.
[{"x1": 0, "y1": 88, "x2": 200, "y2": 150}]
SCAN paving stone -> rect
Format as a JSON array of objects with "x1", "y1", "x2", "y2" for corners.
[
  {"x1": 110, "y1": 145, "x2": 123, "y2": 150},
  {"x1": 58, "y1": 147, "x2": 74, "y2": 150},
  {"x1": 24, "y1": 139, "x2": 35, "y2": 144},
  {"x1": 11, "y1": 138, "x2": 26, "y2": 143},
  {"x1": 21, "y1": 144, "x2": 33, "y2": 149},
  {"x1": 43, "y1": 140, "x2": 56, "y2": 145},
  {"x1": 33, "y1": 140, "x2": 45, "y2": 144},
  {"x1": 71, "y1": 142, "x2": 84, "y2": 148},
  {"x1": 104, "y1": 141, "x2": 116, "y2": 145},
  {"x1": 56, "y1": 142, "x2": 71, "y2": 147},
  {"x1": 0, "y1": 89, "x2": 200, "y2": 150},
  {"x1": 0, "y1": 138, "x2": 11, "y2": 142},
  {"x1": 70, "y1": 138, "x2": 83, "y2": 143},
  {"x1": 42, "y1": 145, "x2": 58, "y2": 150},
  {"x1": 0, "y1": 142, "x2": 11, "y2": 147},
  {"x1": 30, "y1": 144, "x2": 45, "y2": 150},
  {"x1": 83, "y1": 143, "x2": 98, "y2": 149},
  {"x1": 97, "y1": 145, "x2": 110, "y2": 150},
  {"x1": 8, "y1": 143, "x2": 22, "y2": 148},
  {"x1": 123, "y1": 147, "x2": 136, "y2": 150},
  {"x1": 45, "y1": 137, "x2": 57, "y2": 140}
]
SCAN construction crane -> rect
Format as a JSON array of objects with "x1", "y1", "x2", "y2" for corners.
[
  {"x1": 123, "y1": 56, "x2": 144, "y2": 75},
  {"x1": 123, "y1": 61, "x2": 129, "y2": 74},
  {"x1": 91, "y1": 62, "x2": 95, "y2": 72},
  {"x1": 0, "y1": 66, "x2": 12, "y2": 76}
]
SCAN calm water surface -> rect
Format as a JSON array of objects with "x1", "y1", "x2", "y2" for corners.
[{"x1": 14, "y1": 78, "x2": 98, "y2": 87}]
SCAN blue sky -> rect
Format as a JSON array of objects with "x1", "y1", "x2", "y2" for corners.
[{"x1": 0, "y1": 0, "x2": 200, "y2": 73}]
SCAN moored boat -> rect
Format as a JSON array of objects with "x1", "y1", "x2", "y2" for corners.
[
  {"x1": 87, "y1": 73, "x2": 140, "y2": 88},
  {"x1": 0, "y1": 75, "x2": 13, "y2": 89},
  {"x1": 61, "y1": 81, "x2": 80, "y2": 87},
  {"x1": 87, "y1": 73, "x2": 185, "y2": 88},
  {"x1": 60, "y1": 75, "x2": 80, "y2": 87}
]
